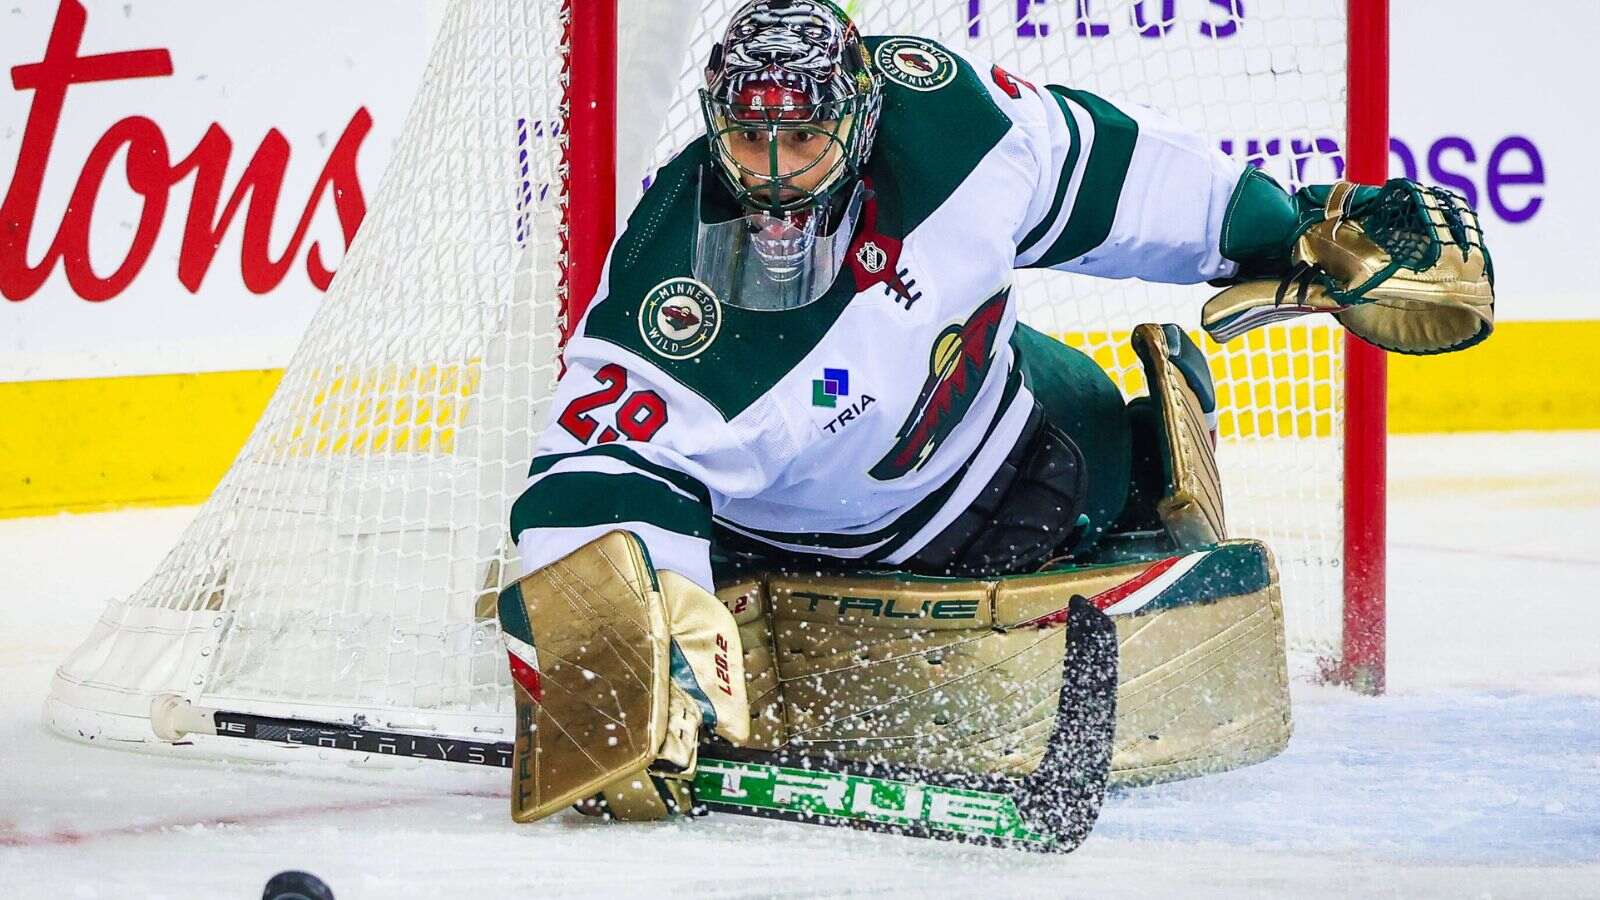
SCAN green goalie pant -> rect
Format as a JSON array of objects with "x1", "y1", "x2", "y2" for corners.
[{"x1": 1011, "y1": 323, "x2": 1134, "y2": 554}]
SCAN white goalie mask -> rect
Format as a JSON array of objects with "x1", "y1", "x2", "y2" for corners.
[{"x1": 692, "y1": 176, "x2": 868, "y2": 311}]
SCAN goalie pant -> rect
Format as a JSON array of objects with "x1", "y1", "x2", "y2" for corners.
[{"x1": 510, "y1": 34, "x2": 1309, "y2": 592}]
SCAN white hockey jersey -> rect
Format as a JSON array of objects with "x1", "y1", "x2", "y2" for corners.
[{"x1": 512, "y1": 36, "x2": 1248, "y2": 593}]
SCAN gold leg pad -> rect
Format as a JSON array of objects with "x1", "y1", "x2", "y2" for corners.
[
  {"x1": 1110, "y1": 557, "x2": 1291, "y2": 785},
  {"x1": 501, "y1": 532, "x2": 670, "y2": 823},
  {"x1": 716, "y1": 540, "x2": 1291, "y2": 786}
]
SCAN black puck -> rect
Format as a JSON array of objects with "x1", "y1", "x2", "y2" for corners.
[{"x1": 263, "y1": 870, "x2": 334, "y2": 900}]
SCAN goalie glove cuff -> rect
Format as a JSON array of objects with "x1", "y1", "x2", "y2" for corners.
[{"x1": 1216, "y1": 167, "x2": 1303, "y2": 279}]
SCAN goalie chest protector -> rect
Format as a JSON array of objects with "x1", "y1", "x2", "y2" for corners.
[{"x1": 559, "y1": 36, "x2": 1056, "y2": 567}]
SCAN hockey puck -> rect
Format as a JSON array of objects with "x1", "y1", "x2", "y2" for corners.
[{"x1": 263, "y1": 870, "x2": 334, "y2": 900}]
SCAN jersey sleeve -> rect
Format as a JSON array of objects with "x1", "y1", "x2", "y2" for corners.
[
  {"x1": 1002, "y1": 76, "x2": 1247, "y2": 285},
  {"x1": 510, "y1": 333, "x2": 774, "y2": 595}
]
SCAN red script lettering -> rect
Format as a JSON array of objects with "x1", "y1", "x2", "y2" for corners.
[{"x1": 1, "y1": 0, "x2": 370, "y2": 303}]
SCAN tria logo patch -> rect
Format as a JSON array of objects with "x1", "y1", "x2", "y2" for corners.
[
  {"x1": 823, "y1": 394, "x2": 876, "y2": 435},
  {"x1": 873, "y1": 38, "x2": 958, "y2": 92},
  {"x1": 639, "y1": 277, "x2": 722, "y2": 360},
  {"x1": 869, "y1": 289, "x2": 1009, "y2": 480},
  {"x1": 812, "y1": 368, "x2": 850, "y2": 408}
]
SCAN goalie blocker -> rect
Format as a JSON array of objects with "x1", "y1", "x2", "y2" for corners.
[{"x1": 497, "y1": 323, "x2": 1291, "y2": 851}]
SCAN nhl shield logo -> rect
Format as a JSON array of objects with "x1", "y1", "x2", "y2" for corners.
[
  {"x1": 639, "y1": 277, "x2": 722, "y2": 360},
  {"x1": 856, "y1": 241, "x2": 888, "y2": 274},
  {"x1": 874, "y1": 38, "x2": 957, "y2": 92}
]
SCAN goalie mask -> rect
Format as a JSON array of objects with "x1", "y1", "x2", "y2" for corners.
[{"x1": 694, "y1": 0, "x2": 882, "y2": 310}]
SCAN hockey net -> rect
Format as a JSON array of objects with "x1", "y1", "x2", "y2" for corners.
[{"x1": 47, "y1": 0, "x2": 1383, "y2": 758}]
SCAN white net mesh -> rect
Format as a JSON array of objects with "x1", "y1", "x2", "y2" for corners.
[{"x1": 50, "y1": 0, "x2": 1355, "y2": 747}]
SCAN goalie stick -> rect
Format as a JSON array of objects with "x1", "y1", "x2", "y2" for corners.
[{"x1": 150, "y1": 597, "x2": 1116, "y2": 853}]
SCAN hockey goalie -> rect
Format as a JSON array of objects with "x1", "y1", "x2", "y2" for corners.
[{"x1": 498, "y1": 0, "x2": 1495, "y2": 851}]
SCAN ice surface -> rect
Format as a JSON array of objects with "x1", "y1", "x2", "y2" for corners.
[{"x1": 3, "y1": 433, "x2": 1597, "y2": 899}]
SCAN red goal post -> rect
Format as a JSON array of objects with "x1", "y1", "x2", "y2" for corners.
[{"x1": 1342, "y1": 0, "x2": 1388, "y2": 694}]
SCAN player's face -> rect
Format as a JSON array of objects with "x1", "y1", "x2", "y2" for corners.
[{"x1": 725, "y1": 120, "x2": 845, "y2": 204}]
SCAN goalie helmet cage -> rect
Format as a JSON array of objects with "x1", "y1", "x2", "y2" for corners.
[{"x1": 45, "y1": 0, "x2": 1389, "y2": 765}]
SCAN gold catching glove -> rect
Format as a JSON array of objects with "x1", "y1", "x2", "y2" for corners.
[
  {"x1": 1204, "y1": 178, "x2": 1495, "y2": 355},
  {"x1": 498, "y1": 531, "x2": 749, "y2": 823}
]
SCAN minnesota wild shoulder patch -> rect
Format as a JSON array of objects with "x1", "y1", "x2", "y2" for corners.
[
  {"x1": 874, "y1": 38, "x2": 958, "y2": 92},
  {"x1": 638, "y1": 277, "x2": 722, "y2": 360}
]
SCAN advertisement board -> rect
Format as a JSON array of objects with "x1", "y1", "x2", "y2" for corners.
[{"x1": 1, "y1": 0, "x2": 1593, "y2": 515}]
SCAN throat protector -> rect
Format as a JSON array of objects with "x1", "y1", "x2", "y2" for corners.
[{"x1": 693, "y1": 177, "x2": 868, "y2": 311}]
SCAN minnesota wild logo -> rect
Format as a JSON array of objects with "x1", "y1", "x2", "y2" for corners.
[
  {"x1": 873, "y1": 38, "x2": 957, "y2": 92},
  {"x1": 639, "y1": 277, "x2": 722, "y2": 360},
  {"x1": 870, "y1": 289, "x2": 1009, "y2": 481}
]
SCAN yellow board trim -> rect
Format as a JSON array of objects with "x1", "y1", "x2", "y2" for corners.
[
  {"x1": 1062, "y1": 324, "x2": 1341, "y2": 440},
  {"x1": 0, "y1": 370, "x2": 281, "y2": 518},
  {"x1": 1387, "y1": 320, "x2": 1600, "y2": 434},
  {"x1": 2, "y1": 320, "x2": 1596, "y2": 519},
  {"x1": 277, "y1": 362, "x2": 481, "y2": 457}
]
